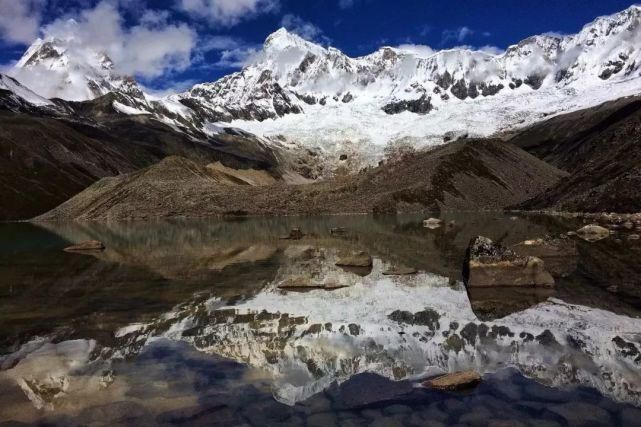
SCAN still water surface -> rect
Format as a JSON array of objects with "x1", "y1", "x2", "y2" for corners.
[{"x1": 1, "y1": 213, "x2": 641, "y2": 425}]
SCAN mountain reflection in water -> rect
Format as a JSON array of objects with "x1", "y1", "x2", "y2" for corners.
[{"x1": 1, "y1": 214, "x2": 641, "y2": 425}]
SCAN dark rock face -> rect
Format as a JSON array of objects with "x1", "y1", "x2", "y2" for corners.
[
  {"x1": 599, "y1": 59, "x2": 625, "y2": 80},
  {"x1": 341, "y1": 93, "x2": 354, "y2": 103},
  {"x1": 295, "y1": 93, "x2": 317, "y2": 105},
  {"x1": 297, "y1": 53, "x2": 317, "y2": 73},
  {"x1": 464, "y1": 236, "x2": 555, "y2": 288},
  {"x1": 524, "y1": 74, "x2": 545, "y2": 89},
  {"x1": 509, "y1": 79, "x2": 523, "y2": 89},
  {"x1": 480, "y1": 83, "x2": 505, "y2": 96},
  {"x1": 451, "y1": 80, "x2": 469, "y2": 100},
  {"x1": 512, "y1": 95, "x2": 641, "y2": 213},
  {"x1": 436, "y1": 71, "x2": 453, "y2": 89},
  {"x1": 382, "y1": 95, "x2": 432, "y2": 115}
]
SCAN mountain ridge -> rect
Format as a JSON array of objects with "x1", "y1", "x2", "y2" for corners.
[{"x1": 6, "y1": 6, "x2": 641, "y2": 168}]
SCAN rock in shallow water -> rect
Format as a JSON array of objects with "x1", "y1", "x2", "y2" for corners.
[
  {"x1": 464, "y1": 236, "x2": 554, "y2": 288},
  {"x1": 280, "y1": 227, "x2": 304, "y2": 240},
  {"x1": 64, "y1": 240, "x2": 105, "y2": 252},
  {"x1": 576, "y1": 224, "x2": 610, "y2": 241}
]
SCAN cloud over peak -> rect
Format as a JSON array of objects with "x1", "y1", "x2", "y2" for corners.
[
  {"x1": 0, "y1": 0, "x2": 45, "y2": 45},
  {"x1": 41, "y1": 1, "x2": 196, "y2": 79},
  {"x1": 178, "y1": 0, "x2": 280, "y2": 27}
]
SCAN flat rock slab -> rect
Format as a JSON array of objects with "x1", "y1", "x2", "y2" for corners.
[
  {"x1": 423, "y1": 370, "x2": 482, "y2": 391},
  {"x1": 382, "y1": 265, "x2": 417, "y2": 275},
  {"x1": 64, "y1": 240, "x2": 105, "y2": 252},
  {"x1": 336, "y1": 251, "x2": 373, "y2": 267},
  {"x1": 465, "y1": 236, "x2": 554, "y2": 288},
  {"x1": 277, "y1": 277, "x2": 346, "y2": 291}
]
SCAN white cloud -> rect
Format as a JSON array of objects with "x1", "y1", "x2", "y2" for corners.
[
  {"x1": 215, "y1": 46, "x2": 260, "y2": 68},
  {"x1": 396, "y1": 44, "x2": 435, "y2": 58},
  {"x1": 178, "y1": 0, "x2": 280, "y2": 27},
  {"x1": 477, "y1": 45, "x2": 503, "y2": 55},
  {"x1": 280, "y1": 14, "x2": 330, "y2": 44},
  {"x1": 0, "y1": 0, "x2": 46, "y2": 45},
  {"x1": 442, "y1": 26, "x2": 474, "y2": 44},
  {"x1": 42, "y1": 1, "x2": 196, "y2": 78}
]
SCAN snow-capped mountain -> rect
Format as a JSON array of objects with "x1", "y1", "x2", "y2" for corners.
[
  {"x1": 175, "y1": 5, "x2": 641, "y2": 121},
  {"x1": 7, "y1": 6, "x2": 641, "y2": 169},
  {"x1": 0, "y1": 73, "x2": 54, "y2": 108},
  {"x1": 11, "y1": 36, "x2": 145, "y2": 103}
]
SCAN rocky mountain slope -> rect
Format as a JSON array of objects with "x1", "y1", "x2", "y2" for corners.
[
  {"x1": 35, "y1": 138, "x2": 565, "y2": 221},
  {"x1": 0, "y1": 85, "x2": 285, "y2": 221},
  {"x1": 511, "y1": 94, "x2": 641, "y2": 212}
]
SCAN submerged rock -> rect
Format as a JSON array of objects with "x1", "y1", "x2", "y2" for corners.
[
  {"x1": 330, "y1": 227, "x2": 347, "y2": 235},
  {"x1": 280, "y1": 227, "x2": 304, "y2": 240},
  {"x1": 576, "y1": 224, "x2": 610, "y2": 242},
  {"x1": 423, "y1": 370, "x2": 481, "y2": 391},
  {"x1": 64, "y1": 240, "x2": 105, "y2": 252},
  {"x1": 336, "y1": 251, "x2": 373, "y2": 268},
  {"x1": 464, "y1": 236, "x2": 555, "y2": 288}
]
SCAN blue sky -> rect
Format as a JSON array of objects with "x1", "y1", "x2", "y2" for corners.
[{"x1": 0, "y1": 0, "x2": 637, "y2": 92}]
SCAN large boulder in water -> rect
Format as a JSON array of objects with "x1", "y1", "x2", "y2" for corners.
[{"x1": 464, "y1": 236, "x2": 554, "y2": 288}]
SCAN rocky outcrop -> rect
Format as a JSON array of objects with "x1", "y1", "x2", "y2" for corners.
[
  {"x1": 464, "y1": 236, "x2": 555, "y2": 288},
  {"x1": 382, "y1": 95, "x2": 432, "y2": 115}
]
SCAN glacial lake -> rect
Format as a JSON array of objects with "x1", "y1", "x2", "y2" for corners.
[{"x1": 1, "y1": 213, "x2": 641, "y2": 426}]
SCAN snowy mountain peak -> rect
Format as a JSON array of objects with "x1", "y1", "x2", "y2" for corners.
[
  {"x1": 264, "y1": 28, "x2": 308, "y2": 49},
  {"x1": 10, "y1": 35, "x2": 145, "y2": 102}
]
